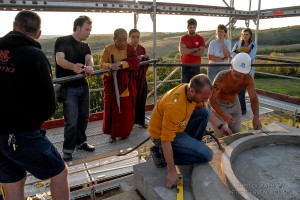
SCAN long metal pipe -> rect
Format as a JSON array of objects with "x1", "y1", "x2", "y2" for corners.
[
  {"x1": 52, "y1": 59, "x2": 160, "y2": 84},
  {"x1": 154, "y1": 63, "x2": 300, "y2": 67},
  {"x1": 255, "y1": 0, "x2": 261, "y2": 43},
  {"x1": 152, "y1": 0, "x2": 158, "y2": 104},
  {"x1": 228, "y1": 0, "x2": 234, "y2": 45},
  {"x1": 255, "y1": 71, "x2": 300, "y2": 80},
  {"x1": 147, "y1": 67, "x2": 181, "y2": 99}
]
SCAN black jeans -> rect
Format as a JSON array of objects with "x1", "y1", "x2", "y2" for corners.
[{"x1": 181, "y1": 66, "x2": 200, "y2": 83}]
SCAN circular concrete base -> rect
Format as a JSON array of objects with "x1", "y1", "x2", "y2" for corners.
[{"x1": 222, "y1": 133, "x2": 300, "y2": 200}]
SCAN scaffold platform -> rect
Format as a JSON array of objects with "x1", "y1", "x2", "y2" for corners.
[{"x1": 23, "y1": 97, "x2": 300, "y2": 199}]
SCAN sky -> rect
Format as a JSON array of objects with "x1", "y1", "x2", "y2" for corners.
[{"x1": 0, "y1": 0, "x2": 299, "y2": 37}]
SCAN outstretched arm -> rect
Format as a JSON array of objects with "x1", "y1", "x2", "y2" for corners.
[
  {"x1": 56, "y1": 52, "x2": 85, "y2": 74},
  {"x1": 161, "y1": 141, "x2": 180, "y2": 189},
  {"x1": 246, "y1": 76, "x2": 262, "y2": 130}
]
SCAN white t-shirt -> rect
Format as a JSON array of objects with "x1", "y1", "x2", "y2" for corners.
[{"x1": 208, "y1": 39, "x2": 231, "y2": 64}]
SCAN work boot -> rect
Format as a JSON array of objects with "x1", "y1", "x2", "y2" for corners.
[
  {"x1": 78, "y1": 143, "x2": 95, "y2": 152},
  {"x1": 63, "y1": 153, "x2": 73, "y2": 162},
  {"x1": 150, "y1": 146, "x2": 167, "y2": 168}
]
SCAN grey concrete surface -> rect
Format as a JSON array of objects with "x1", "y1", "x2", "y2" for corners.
[
  {"x1": 233, "y1": 144, "x2": 300, "y2": 200},
  {"x1": 191, "y1": 163, "x2": 235, "y2": 200},
  {"x1": 222, "y1": 133, "x2": 300, "y2": 200},
  {"x1": 134, "y1": 161, "x2": 194, "y2": 200}
]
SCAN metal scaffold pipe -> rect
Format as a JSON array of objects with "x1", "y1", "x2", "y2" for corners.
[{"x1": 52, "y1": 58, "x2": 161, "y2": 84}]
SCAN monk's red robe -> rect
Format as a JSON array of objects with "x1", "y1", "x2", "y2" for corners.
[
  {"x1": 134, "y1": 45, "x2": 149, "y2": 126},
  {"x1": 99, "y1": 44, "x2": 140, "y2": 138}
]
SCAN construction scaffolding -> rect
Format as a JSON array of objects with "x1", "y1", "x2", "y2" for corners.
[
  {"x1": 1, "y1": 0, "x2": 299, "y2": 101},
  {"x1": 1, "y1": 1, "x2": 299, "y2": 199}
]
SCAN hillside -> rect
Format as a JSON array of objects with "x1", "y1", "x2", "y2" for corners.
[{"x1": 40, "y1": 25, "x2": 300, "y2": 64}]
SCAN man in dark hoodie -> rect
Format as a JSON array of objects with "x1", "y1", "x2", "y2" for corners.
[{"x1": 0, "y1": 11, "x2": 69, "y2": 200}]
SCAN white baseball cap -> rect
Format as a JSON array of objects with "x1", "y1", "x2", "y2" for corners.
[{"x1": 231, "y1": 52, "x2": 251, "y2": 74}]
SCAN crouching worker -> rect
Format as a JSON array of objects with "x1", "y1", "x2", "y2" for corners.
[
  {"x1": 209, "y1": 52, "x2": 262, "y2": 134},
  {"x1": 148, "y1": 74, "x2": 232, "y2": 188}
]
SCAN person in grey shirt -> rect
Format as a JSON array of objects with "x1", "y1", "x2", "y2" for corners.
[{"x1": 207, "y1": 24, "x2": 231, "y2": 82}]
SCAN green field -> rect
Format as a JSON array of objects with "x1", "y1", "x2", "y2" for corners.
[{"x1": 254, "y1": 78, "x2": 300, "y2": 98}]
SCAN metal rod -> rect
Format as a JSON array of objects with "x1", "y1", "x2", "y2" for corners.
[
  {"x1": 222, "y1": 0, "x2": 230, "y2": 8},
  {"x1": 147, "y1": 79, "x2": 181, "y2": 84},
  {"x1": 152, "y1": 0, "x2": 157, "y2": 59},
  {"x1": 152, "y1": 0, "x2": 157, "y2": 104},
  {"x1": 52, "y1": 68, "x2": 110, "y2": 84},
  {"x1": 147, "y1": 67, "x2": 181, "y2": 99},
  {"x1": 255, "y1": 0, "x2": 261, "y2": 43},
  {"x1": 52, "y1": 59, "x2": 160, "y2": 84},
  {"x1": 155, "y1": 63, "x2": 300, "y2": 67},
  {"x1": 255, "y1": 71, "x2": 300, "y2": 80},
  {"x1": 153, "y1": 62, "x2": 158, "y2": 104},
  {"x1": 228, "y1": 0, "x2": 235, "y2": 45},
  {"x1": 292, "y1": 109, "x2": 298, "y2": 127},
  {"x1": 133, "y1": 11, "x2": 138, "y2": 29},
  {"x1": 256, "y1": 55, "x2": 300, "y2": 63}
]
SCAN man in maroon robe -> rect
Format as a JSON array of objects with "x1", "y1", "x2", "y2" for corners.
[
  {"x1": 99, "y1": 28, "x2": 140, "y2": 143},
  {"x1": 129, "y1": 29, "x2": 150, "y2": 128}
]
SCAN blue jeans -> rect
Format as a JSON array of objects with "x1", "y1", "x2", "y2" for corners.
[
  {"x1": 181, "y1": 66, "x2": 200, "y2": 83},
  {"x1": 153, "y1": 107, "x2": 213, "y2": 165},
  {"x1": 63, "y1": 85, "x2": 89, "y2": 153}
]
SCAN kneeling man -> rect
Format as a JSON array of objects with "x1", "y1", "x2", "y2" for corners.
[{"x1": 148, "y1": 74, "x2": 231, "y2": 188}]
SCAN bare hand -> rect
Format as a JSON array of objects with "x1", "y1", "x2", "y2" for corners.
[
  {"x1": 143, "y1": 54, "x2": 149, "y2": 60},
  {"x1": 252, "y1": 117, "x2": 262, "y2": 130},
  {"x1": 84, "y1": 66, "x2": 94, "y2": 75},
  {"x1": 166, "y1": 170, "x2": 180, "y2": 189},
  {"x1": 137, "y1": 55, "x2": 143, "y2": 61},
  {"x1": 109, "y1": 62, "x2": 121, "y2": 71},
  {"x1": 221, "y1": 123, "x2": 232, "y2": 135},
  {"x1": 73, "y1": 63, "x2": 85, "y2": 74}
]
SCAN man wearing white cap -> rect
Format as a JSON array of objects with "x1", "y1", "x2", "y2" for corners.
[{"x1": 209, "y1": 52, "x2": 262, "y2": 133}]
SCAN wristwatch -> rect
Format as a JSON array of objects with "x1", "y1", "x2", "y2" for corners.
[{"x1": 218, "y1": 123, "x2": 224, "y2": 130}]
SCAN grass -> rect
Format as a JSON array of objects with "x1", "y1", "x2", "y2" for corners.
[{"x1": 254, "y1": 77, "x2": 300, "y2": 98}]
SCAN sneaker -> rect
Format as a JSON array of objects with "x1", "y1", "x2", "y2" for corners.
[
  {"x1": 63, "y1": 153, "x2": 73, "y2": 162},
  {"x1": 150, "y1": 146, "x2": 167, "y2": 168},
  {"x1": 78, "y1": 143, "x2": 95, "y2": 152}
]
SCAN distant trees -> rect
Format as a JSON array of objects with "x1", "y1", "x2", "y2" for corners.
[{"x1": 48, "y1": 25, "x2": 300, "y2": 119}]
